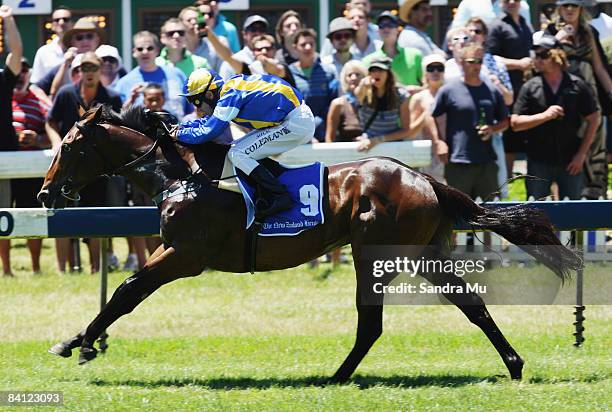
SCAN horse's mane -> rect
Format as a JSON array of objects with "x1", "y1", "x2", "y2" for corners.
[{"x1": 89, "y1": 104, "x2": 152, "y2": 137}]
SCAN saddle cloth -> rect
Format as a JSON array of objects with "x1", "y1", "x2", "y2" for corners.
[{"x1": 219, "y1": 156, "x2": 325, "y2": 236}]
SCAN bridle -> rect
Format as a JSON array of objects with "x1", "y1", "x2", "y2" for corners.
[{"x1": 58, "y1": 121, "x2": 160, "y2": 202}]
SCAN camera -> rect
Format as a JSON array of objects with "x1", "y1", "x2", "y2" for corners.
[{"x1": 197, "y1": 12, "x2": 208, "y2": 38}]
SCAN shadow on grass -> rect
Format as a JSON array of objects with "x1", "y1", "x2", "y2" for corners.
[{"x1": 89, "y1": 374, "x2": 502, "y2": 390}]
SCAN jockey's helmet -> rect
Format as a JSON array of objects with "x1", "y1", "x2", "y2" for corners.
[{"x1": 180, "y1": 68, "x2": 224, "y2": 102}]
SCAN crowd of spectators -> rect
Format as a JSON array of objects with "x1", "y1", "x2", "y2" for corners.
[{"x1": 1, "y1": 0, "x2": 611, "y2": 274}]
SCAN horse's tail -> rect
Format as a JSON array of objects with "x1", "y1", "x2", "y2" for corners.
[{"x1": 425, "y1": 176, "x2": 581, "y2": 283}]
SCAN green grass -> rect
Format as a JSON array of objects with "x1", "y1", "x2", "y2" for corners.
[{"x1": 0, "y1": 241, "x2": 611, "y2": 411}]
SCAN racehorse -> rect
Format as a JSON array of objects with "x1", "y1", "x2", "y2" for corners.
[{"x1": 38, "y1": 105, "x2": 581, "y2": 383}]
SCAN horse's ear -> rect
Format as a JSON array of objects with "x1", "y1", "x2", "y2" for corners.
[
  {"x1": 91, "y1": 105, "x2": 104, "y2": 124},
  {"x1": 78, "y1": 105, "x2": 86, "y2": 118}
]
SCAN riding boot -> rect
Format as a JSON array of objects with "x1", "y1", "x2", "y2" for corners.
[{"x1": 249, "y1": 165, "x2": 293, "y2": 218}]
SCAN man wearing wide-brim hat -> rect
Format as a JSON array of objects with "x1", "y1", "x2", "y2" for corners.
[
  {"x1": 397, "y1": 0, "x2": 445, "y2": 57},
  {"x1": 321, "y1": 17, "x2": 357, "y2": 78},
  {"x1": 34, "y1": 17, "x2": 105, "y2": 97}
]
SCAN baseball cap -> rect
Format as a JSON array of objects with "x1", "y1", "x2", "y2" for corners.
[
  {"x1": 377, "y1": 11, "x2": 399, "y2": 25},
  {"x1": 81, "y1": 52, "x2": 102, "y2": 67},
  {"x1": 243, "y1": 15, "x2": 269, "y2": 30},
  {"x1": 531, "y1": 33, "x2": 561, "y2": 50},
  {"x1": 95, "y1": 45, "x2": 123, "y2": 66},
  {"x1": 422, "y1": 53, "x2": 446, "y2": 71},
  {"x1": 368, "y1": 56, "x2": 392, "y2": 71}
]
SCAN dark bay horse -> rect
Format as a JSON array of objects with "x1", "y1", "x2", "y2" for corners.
[{"x1": 38, "y1": 106, "x2": 580, "y2": 382}]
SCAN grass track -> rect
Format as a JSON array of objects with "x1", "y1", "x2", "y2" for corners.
[{"x1": 0, "y1": 241, "x2": 610, "y2": 411}]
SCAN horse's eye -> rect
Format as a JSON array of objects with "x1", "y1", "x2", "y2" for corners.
[{"x1": 62, "y1": 144, "x2": 71, "y2": 152}]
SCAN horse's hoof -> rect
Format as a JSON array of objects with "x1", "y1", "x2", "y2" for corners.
[
  {"x1": 48, "y1": 343, "x2": 72, "y2": 358},
  {"x1": 78, "y1": 347, "x2": 98, "y2": 365},
  {"x1": 508, "y1": 356, "x2": 524, "y2": 380}
]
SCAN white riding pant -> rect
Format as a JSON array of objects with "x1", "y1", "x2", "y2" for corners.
[{"x1": 227, "y1": 103, "x2": 315, "y2": 175}]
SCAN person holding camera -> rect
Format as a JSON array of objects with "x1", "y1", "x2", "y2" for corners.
[
  {"x1": 510, "y1": 35, "x2": 599, "y2": 200},
  {"x1": 179, "y1": 6, "x2": 225, "y2": 73}
]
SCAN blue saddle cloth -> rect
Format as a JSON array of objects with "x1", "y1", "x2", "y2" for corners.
[{"x1": 235, "y1": 162, "x2": 325, "y2": 236}]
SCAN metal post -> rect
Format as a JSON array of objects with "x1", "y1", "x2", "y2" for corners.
[
  {"x1": 572, "y1": 231, "x2": 585, "y2": 347},
  {"x1": 98, "y1": 238, "x2": 109, "y2": 352}
]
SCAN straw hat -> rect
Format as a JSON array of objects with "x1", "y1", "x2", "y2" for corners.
[
  {"x1": 62, "y1": 17, "x2": 106, "y2": 49},
  {"x1": 399, "y1": 0, "x2": 426, "y2": 23}
]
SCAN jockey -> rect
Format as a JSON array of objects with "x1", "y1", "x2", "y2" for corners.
[{"x1": 176, "y1": 68, "x2": 315, "y2": 218}]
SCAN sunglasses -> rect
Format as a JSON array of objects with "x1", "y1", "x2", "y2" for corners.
[
  {"x1": 464, "y1": 57, "x2": 483, "y2": 64},
  {"x1": 254, "y1": 45, "x2": 273, "y2": 52},
  {"x1": 80, "y1": 64, "x2": 100, "y2": 73},
  {"x1": 534, "y1": 50, "x2": 551, "y2": 59},
  {"x1": 101, "y1": 56, "x2": 118, "y2": 64},
  {"x1": 246, "y1": 25, "x2": 267, "y2": 33},
  {"x1": 426, "y1": 64, "x2": 445, "y2": 73},
  {"x1": 135, "y1": 46, "x2": 156, "y2": 53},
  {"x1": 452, "y1": 35, "x2": 470, "y2": 43},
  {"x1": 469, "y1": 28, "x2": 484, "y2": 35},
  {"x1": 75, "y1": 33, "x2": 96, "y2": 42},
  {"x1": 53, "y1": 16, "x2": 72, "y2": 23},
  {"x1": 332, "y1": 32, "x2": 353, "y2": 41},
  {"x1": 560, "y1": 4, "x2": 580, "y2": 9},
  {"x1": 164, "y1": 30, "x2": 186, "y2": 37},
  {"x1": 378, "y1": 22, "x2": 398, "y2": 30}
]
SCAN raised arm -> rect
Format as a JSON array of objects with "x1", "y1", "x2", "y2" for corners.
[{"x1": 1, "y1": 6, "x2": 23, "y2": 76}]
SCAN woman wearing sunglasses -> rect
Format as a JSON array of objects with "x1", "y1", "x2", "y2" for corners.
[{"x1": 544, "y1": 0, "x2": 612, "y2": 199}]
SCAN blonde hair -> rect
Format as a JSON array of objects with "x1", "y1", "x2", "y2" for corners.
[
  {"x1": 339, "y1": 60, "x2": 367, "y2": 93},
  {"x1": 550, "y1": 47, "x2": 569, "y2": 70}
]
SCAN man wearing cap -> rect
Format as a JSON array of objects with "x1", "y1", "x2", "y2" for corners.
[
  {"x1": 96, "y1": 45, "x2": 124, "y2": 88},
  {"x1": 35, "y1": 16, "x2": 105, "y2": 97},
  {"x1": 510, "y1": 35, "x2": 599, "y2": 200},
  {"x1": 219, "y1": 15, "x2": 269, "y2": 80},
  {"x1": 30, "y1": 6, "x2": 73, "y2": 84},
  {"x1": 398, "y1": 0, "x2": 445, "y2": 57},
  {"x1": 0, "y1": 5, "x2": 23, "y2": 276},
  {"x1": 45, "y1": 51, "x2": 122, "y2": 273},
  {"x1": 363, "y1": 11, "x2": 424, "y2": 88},
  {"x1": 321, "y1": 17, "x2": 357, "y2": 78}
]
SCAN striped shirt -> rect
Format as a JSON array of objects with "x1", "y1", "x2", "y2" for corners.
[
  {"x1": 358, "y1": 88, "x2": 408, "y2": 137},
  {"x1": 177, "y1": 74, "x2": 303, "y2": 144},
  {"x1": 12, "y1": 89, "x2": 50, "y2": 150}
]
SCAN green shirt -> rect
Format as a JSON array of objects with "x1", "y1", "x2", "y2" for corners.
[
  {"x1": 156, "y1": 48, "x2": 210, "y2": 78},
  {"x1": 363, "y1": 46, "x2": 423, "y2": 86}
]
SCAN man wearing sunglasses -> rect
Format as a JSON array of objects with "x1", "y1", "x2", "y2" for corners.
[
  {"x1": 35, "y1": 17, "x2": 105, "y2": 98},
  {"x1": 363, "y1": 11, "x2": 423, "y2": 89},
  {"x1": 510, "y1": 34, "x2": 599, "y2": 200},
  {"x1": 31, "y1": 6, "x2": 73, "y2": 84},
  {"x1": 176, "y1": 68, "x2": 315, "y2": 218},
  {"x1": 433, "y1": 43, "x2": 509, "y2": 201},
  {"x1": 321, "y1": 17, "x2": 356, "y2": 78},
  {"x1": 117, "y1": 31, "x2": 191, "y2": 120},
  {"x1": 156, "y1": 17, "x2": 210, "y2": 78}
]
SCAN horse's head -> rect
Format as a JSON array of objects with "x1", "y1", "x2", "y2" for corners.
[{"x1": 38, "y1": 105, "x2": 116, "y2": 208}]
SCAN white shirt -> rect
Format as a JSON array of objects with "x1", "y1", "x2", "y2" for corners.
[
  {"x1": 219, "y1": 46, "x2": 255, "y2": 80},
  {"x1": 398, "y1": 25, "x2": 445, "y2": 57},
  {"x1": 591, "y1": 13, "x2": 612, "y2": 41},
  {"x1": 30, "y1": 37, "x2": 64, "y2": 84},
  {"x1": 450, "y1": 0, "x2": 532, "y2": 30}
]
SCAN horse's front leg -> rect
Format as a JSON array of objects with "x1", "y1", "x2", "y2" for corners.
[{"x1": 75, "y1": 245, "x2": 203, "y2": 365}]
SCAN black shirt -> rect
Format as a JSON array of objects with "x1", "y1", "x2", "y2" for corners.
[
  {"x1": 513, "y1": 72, "x2": 598, "y2": 166},
  {"x1": 487, "y1": 13, "x2": 533, "y2": 97},
  {"x1": 0, "y1": 68, "x2": 19, "y2": 151},
  {"x1": 48, "y1": 81, "x2": 122, "y2": 136}
]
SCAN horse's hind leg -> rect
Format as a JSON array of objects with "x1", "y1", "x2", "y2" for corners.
[
  {"x1": 77, "y1": 246, "x2": 202, "y2": 365},
  {"x1": 420, "y1": 268, "x2": 524, "y2": 379}
]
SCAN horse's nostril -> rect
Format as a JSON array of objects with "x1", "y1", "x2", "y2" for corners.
[{"x1": 37, "y1": 190, "x2": 49, "y2": 205}]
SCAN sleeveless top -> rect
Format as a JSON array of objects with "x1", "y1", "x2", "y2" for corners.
[
  {"x1": 358, "y1": 87, "x2": 408, "y2": 136},
  {"x1": 334, "y1": 93, "x2": 363, "y2": 142}
]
